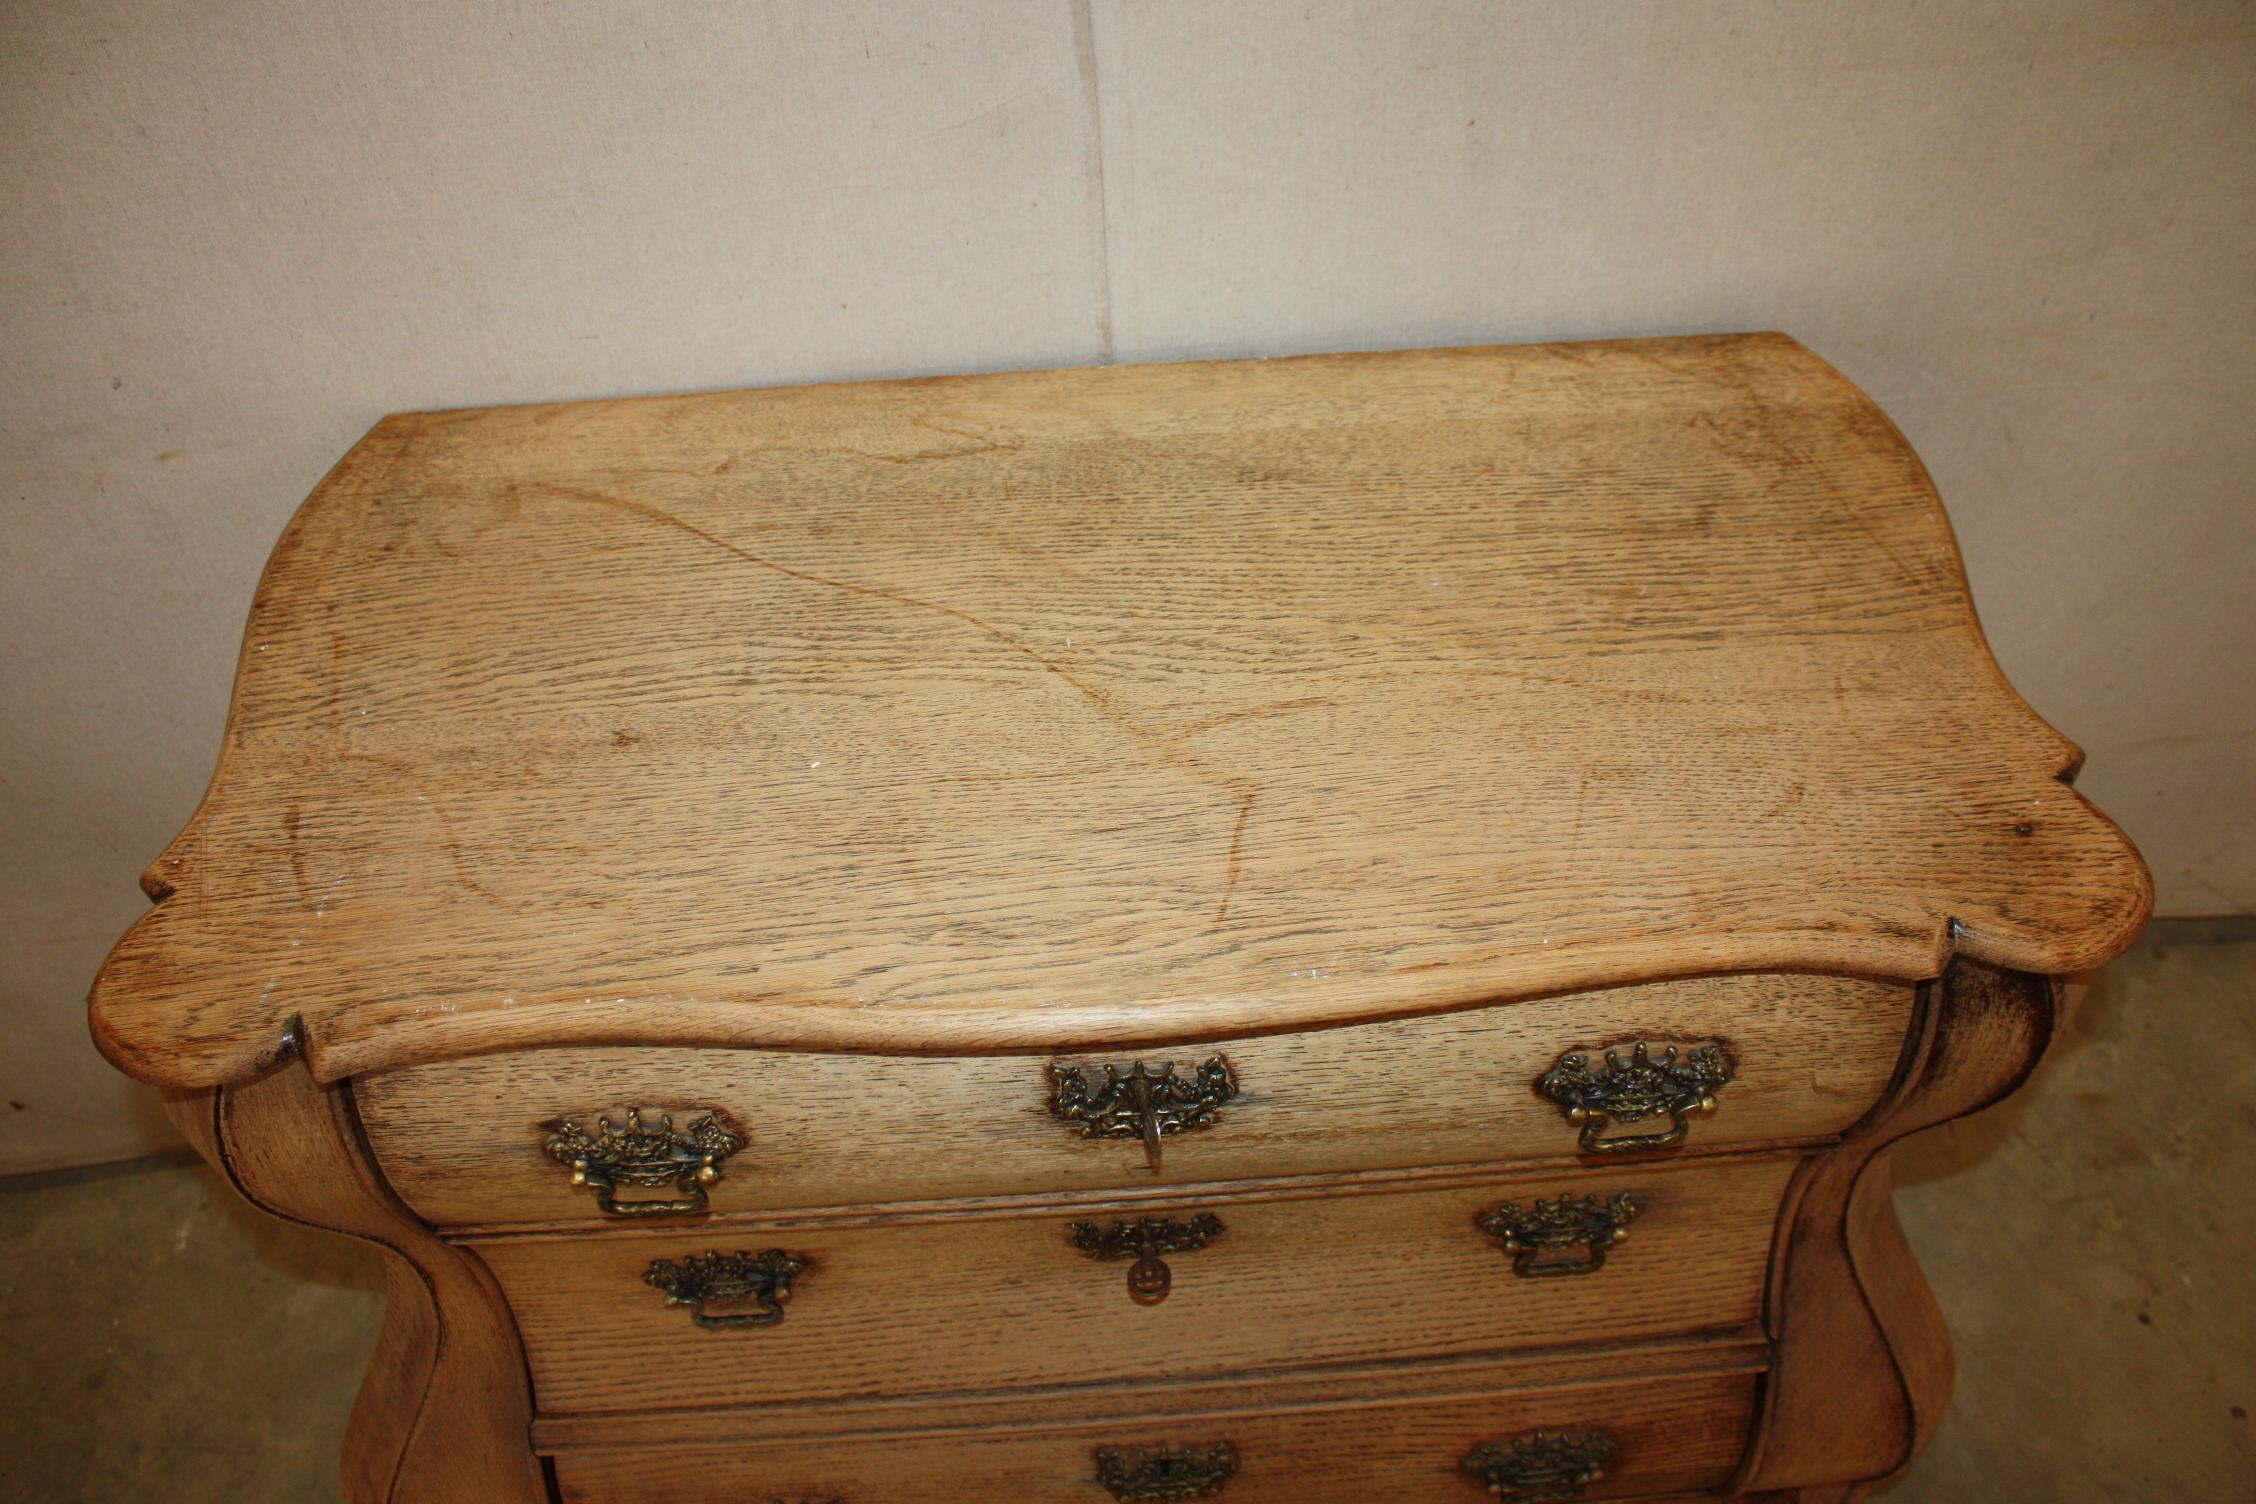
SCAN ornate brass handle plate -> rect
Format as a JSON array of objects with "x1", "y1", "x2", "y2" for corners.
[
  {"x1": 1068, "y1": 1214, "x2": 1225, "y2": 1305},
  {"x1": 1535, "y1": 1041, "x2": 1735, "y2": 1154},
  {"x1": 1093, "y1": 1442, "x2": 1238, "y2": 1500},
  {"x1": 1462, "y1": 1429, "x2": 1615, "y2": 1502},
  {"x1": 1049, "y1": 1056, "x2": 1238, "y2": 1172},
  {"x1": 1478, "y1": 1192, "x2": 1641, "y2": 1278},
  {"x1": 542, "y1": 1106, "x2": 745, "y2": 1216},
  {"x1": 642, "y1": 1248, "x2": 807, "y2": 1329}
]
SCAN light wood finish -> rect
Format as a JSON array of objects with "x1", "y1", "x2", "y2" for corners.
[
  {"x1": 475, "y1": 1155, "x2": 1790, "y2": 1415},
  {"x1": 163, "y1": 1063, "x2": 547, "y2": 1504},
  {"x1": 89, "y1": 338, "x2": 2155, "y2": 1501},
  {"x1": 548, "y1": 1366, "x2": 1760, "y2": 1504},
  {"x1": 90, "y1": 335, "x2": 2148, "y2": 1091},
  {"x1": 360, "y1": 972, "x2": 1906, "y2": 1226}
]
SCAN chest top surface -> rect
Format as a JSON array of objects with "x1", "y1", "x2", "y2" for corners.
[{"x1": 90, "y1": 334, "x2": 2149, "y2": 1088}]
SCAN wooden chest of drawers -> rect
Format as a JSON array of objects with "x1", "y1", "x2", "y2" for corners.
[{"x1": 91, "y1": 334, "x2": 2150, "y2": 1503}]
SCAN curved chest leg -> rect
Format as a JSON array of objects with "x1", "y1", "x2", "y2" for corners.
[
  {"x1": 1736, "y1": 960, "x2": 2058, "y2": 1495},
  {"x1": 168, "y1": 1061, "x2": 547, "y2": 1504}
]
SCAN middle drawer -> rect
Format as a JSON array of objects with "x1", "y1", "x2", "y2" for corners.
[{"x1": 472, "y1": 1155, "x2": 1793, "y2": 1416}]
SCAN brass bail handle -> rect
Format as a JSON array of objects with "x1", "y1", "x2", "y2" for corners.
[
  {"x1": 1535, "y1": 1041, "x2": 1735, "y2": 1155},
  {"x1": 643, "y1": 1248, "x2": 808, "y2": 1331},
  {"x1": 1571, "y1": 1102, "x2": 1696, "y2": 1156},
  {"x1": 541, "y1": 1106, "x2": 747, "y2": 1217},
  {"x1": 586, "y1": 1164, "x2": 717, "y2": 1218},
  {"x1": 1478, "y1": 1192, "x2": 1641, "y2": 1279}
]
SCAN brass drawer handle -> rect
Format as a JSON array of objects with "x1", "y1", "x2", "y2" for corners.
[
  {"x1": 1478, "y1": 1192, "x2": 1640, "y2": 1278},
  {"x1": 1536, "y1": 1041, "x2": 1735, "y2": 1154},
  {"x1": 1049, "y1": 1055, "x2": 1238, "y2": 1172},
  {"x1": 1462, "y1": 1429, "x2": 1615, "y2": 1502},
  {"x1": 1094, "y1": 1442, "x2": 1238, "y2": 1500},
  {"x1": 642, "y1": 1248, "x2": 807, "y2": 1329},
  {"x1": 1068, "y1": 1214, "x2": 1225, "y2": 1305},
  {"x1": 542, "y1": 1107, "x2": 745, "y2": 1217}
]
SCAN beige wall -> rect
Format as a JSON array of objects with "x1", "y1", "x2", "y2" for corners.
[{"x1": 4, "y1": 0, "x2": 2250, "y2": 1174}]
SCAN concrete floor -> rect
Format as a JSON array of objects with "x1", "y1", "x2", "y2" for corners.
[{"x1": 3, "y1": 925, "x2": 2250, "y2": 1503}]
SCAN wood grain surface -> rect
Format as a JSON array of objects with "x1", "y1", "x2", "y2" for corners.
[
  {"x1": 472, "y1": 1154, "x2": 1789, "y2": 1416},
  {"x1": 546, "y1": 1365, "x2": 1758, "y2": 1504},
  {"x1": 526, "y1": 1335, "x2": 1771, "y2": 1450},
  {"x1": 359, "y1": 971, "x2": 1905, "y2": 1226},
  {"x1": 89, "y1": 334, "x2": 2150, "y2": 1088}
]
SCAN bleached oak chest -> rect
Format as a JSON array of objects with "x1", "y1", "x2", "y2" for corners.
[{"x1": 93, "y1": 335, "x2": 2149, "y2": 1504}]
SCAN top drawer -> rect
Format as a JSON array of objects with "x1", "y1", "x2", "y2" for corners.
[{"x1": 357, "y1": 972, "x2": 1910, "y2": 1228}]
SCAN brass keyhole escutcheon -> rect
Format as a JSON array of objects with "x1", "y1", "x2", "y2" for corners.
[
  {"x1": 1070, "y1": 1214, "x2": 1224, "y2": 1306},
  {"x1": 1048, "y1": 1056, "x2": 1238, "y2": 1172}
]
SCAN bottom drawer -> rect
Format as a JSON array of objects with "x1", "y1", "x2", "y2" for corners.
[{"x1": 549, "y1": 1366, "x2": 1757, "y2": 1504}]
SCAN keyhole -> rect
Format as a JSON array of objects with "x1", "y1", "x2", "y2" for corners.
[{"x1": 1127, "y1": 1254, "x2": 1172, "y2": 1305}]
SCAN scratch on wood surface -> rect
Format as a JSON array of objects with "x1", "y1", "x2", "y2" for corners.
[
  {"x1": 710, "y1": 412, "x2": 1015, "y2": 472},
  {"x1": 903, "y1": 412, "x2": 1020, "y2": 460},
  {"x1": 538, "y1": 481, "x2": 1127, "y2": 717},
  {"x1": 927, "y1": 761, "x2": 1149, "y2": 786},
  {"x1": 1170, "y1": 697, "x2": 1337, "y2": 740},
  {"x1": 1213, "y1": 787, "x2": 1257, "y2": 927},
  {"x1": 283, "y1": 805, "x2": 315, "y2": 911},
  {"x1": 538, "y1": 482, "x2": 1264, "y2": 919},
  {"x1": 1835, "y1": 498, "x2": 1926, "y2": 592},
  {"x1": 341, "y1": 749, "x2": 526, "y2": 915},
  {"x1": 1678, "y1": 351, "x2": 1932, "y2": 595},
  {"x1": 1491, "y1": 666, "x2": 1693, "y2": 705}
]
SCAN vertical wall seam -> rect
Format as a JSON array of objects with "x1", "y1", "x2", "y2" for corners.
[{"x1": 1070, "y1": 0, "x2": 1117, "y2": 364}]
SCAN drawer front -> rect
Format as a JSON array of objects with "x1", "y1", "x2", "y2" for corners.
[
  {"x1": 548, "y1": 1367, "x2": 1757, "y2": 1503},
  {"x1": 476, "y1": 1156, "x2": 1792, "y2": 1414},
  {"x1": 360, "y1": 972, "x2": 1907, "y2": 1226}
]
